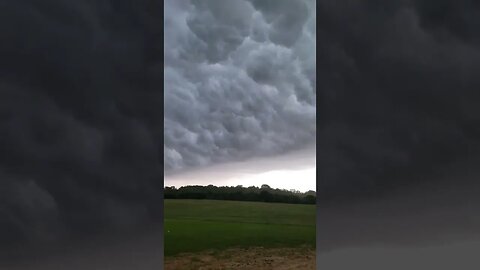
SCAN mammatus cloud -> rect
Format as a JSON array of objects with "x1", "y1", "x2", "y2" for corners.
[
  {"x1": 0, "y1": 0, "x2": 161, "y2": 247},
  {"x1": 164, "y1": 0, "x2": 316, "y2": 173},
  {"x1": 317, "y1": 0, "x2": 480, "y2": 200}
]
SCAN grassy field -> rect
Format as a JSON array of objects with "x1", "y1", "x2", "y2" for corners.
[{"x1": 164, "y1": 199, "x2": 316, "y2": 256}]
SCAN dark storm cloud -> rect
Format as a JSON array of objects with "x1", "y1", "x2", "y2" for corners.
[
  {"x1": 0, "y1": 0, "x2": 161, "y2": 247},
  {"x1": 317, "y1": 0, "x2": 480, "y2": 200},
  {"x1": 164, "y1": 0, "x2": 316, "y2": 173}
]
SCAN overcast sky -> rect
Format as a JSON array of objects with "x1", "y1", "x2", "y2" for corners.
[
  {"x1": 164, "y1": 0, "x2": 316, "y2": 190},
  {"x1": 3, "y1": 0, "x2": 480, "y2": 266},
  {"x1": 318, "y1": 1, "x2": 480, "y2": 268},
  {"x1": 317, "y1": 0, "x2": 480, "y2": 202},
  {"x1": 0, "y1": 0, "x2": 162, "y2": 252}
]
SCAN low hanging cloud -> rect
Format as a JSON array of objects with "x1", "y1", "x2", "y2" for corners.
[
  {"x1": 0, "y1": 0, "x2": 161, "y2": 248},
  {"x1": 164, "y1": 0, "x2": 316, "y2": 173},
  {"x1": 317, "y1": 0, "x2": 480, "y2": 200}
]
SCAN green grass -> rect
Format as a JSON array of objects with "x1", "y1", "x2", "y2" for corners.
[{"x1": 164, "y1": 199, "x2": 316, "y2": 256}]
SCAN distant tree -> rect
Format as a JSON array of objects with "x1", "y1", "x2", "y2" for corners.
[
  {"x1": 303, "y1": 195, "x2": 316, "y2": 204},
  {"x1": 261, "y1": 184, "x2": 271, "y2": 190},
  {"x1": 164, "y1": 184, "x2": 315, "y2": 204},
  {"x1": 259, "y1": 190, "x2": 273, "y2": 202}
]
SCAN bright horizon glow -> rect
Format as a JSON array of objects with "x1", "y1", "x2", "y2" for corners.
[
  {"x1": 223, "y1": 168, "x2": 316, "y2": 192},
  {"x1": 166, "y1": 167, "x2": 316, "y2": 192},
  {"x1": 164, "y1": 147, "x2": 316, "y2": 193}
]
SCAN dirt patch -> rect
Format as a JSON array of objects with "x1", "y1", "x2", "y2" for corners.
[{"x1": 165, "y1": 246, "x2": 315, "y2": 270}]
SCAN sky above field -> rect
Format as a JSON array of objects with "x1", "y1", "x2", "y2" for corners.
[
  {"x1": 0, "y1": 0, "x2": 162, "y2": 249},
  {"x1": 317, "y1": 0, "x2": 480, "y2": 200},
  {"x1": 164, "y1": 0, "x2": 316, "y2": 191},
  {"x1": 165, "y1": 146, "x2": 316, "y2": 192}
]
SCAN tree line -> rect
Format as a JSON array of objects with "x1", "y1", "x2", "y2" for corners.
[{"x1": 164, "y1": 184, "x2": 316, "y2": 204}]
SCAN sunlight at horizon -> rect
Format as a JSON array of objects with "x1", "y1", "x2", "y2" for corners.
[{"x1": 165, "y1": 167, "x2": 316, "y2": 193}]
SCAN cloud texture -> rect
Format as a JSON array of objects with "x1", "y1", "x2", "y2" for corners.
[
  {"x1": 164, "y1": 0, "x2": 316, "y2": 173},
  {"x1": 317, "y1": 0, "x2": 480, "y2": 201},
  {"x1": 0, "y1": 0, "x2": 161, "y2": 248}
]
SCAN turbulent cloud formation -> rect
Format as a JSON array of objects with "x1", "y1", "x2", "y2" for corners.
[
  {"x1": 0, "y1": 0, "x2": 161, "y2": 248},
  {"x1": 317, "y1": 0, "x2": 480, "y2": 201},
  {"x1": 164, "y1": 0, "x2": 316, "y2": 173}
]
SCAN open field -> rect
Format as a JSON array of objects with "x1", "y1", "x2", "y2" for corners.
[{"x1": 164, "y1": 199, "x2": 315, "y2": 269}]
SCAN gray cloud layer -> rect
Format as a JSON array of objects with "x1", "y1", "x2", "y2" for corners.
[
  {"x1": 317, "y1": 0, "x2": 480, "y2": 201},
  {"x1": 164, "y1": 0, "x2": 316, "y2": 173},
  {"x1": 0, "y1": 0, "x2": 161, "y2": 249}
]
